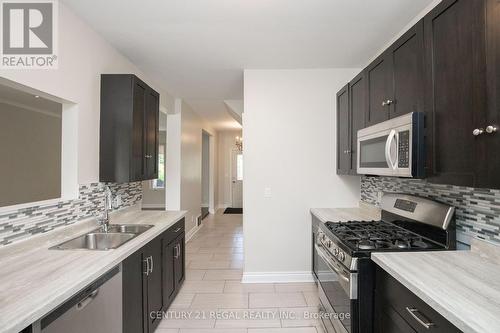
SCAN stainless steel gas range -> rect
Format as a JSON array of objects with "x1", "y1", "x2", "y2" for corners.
[{"x1": 312, "y1": 193, "x2": 456, "y2": 333}]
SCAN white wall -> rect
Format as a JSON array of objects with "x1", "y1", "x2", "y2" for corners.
[
  {"x1": 179, "y1": 101, "x2": 217, "y2": 234},
  {"x1": 0, "y1": 2, "x2": 175, "y2": 185},
  {"x1": 243, "y1": 69, "x2": 361, "y2": 282},
  {"x1": 217, "y1": 130, "x2": 243, "y2": 209}
]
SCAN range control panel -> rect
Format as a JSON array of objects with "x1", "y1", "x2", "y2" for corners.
[{"x1": 398, "y1": 130, "x2": 410, "y2": 168}]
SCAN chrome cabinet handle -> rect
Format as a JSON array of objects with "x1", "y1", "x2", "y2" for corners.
[
  {"x1": 150, "y1": 256, "x2": 154, "y2": 273},
  {"x1": 486, "y1": 125, "x2": 498, "y2": 134},
  {"x1": 143, "y1": 257, "x2": 150, "y2": 275},
  {"x1": 382, "y1": 99, "x2": 394, "y2": 106},
  {"x1": 406, "y1": 307, "x2": 435, "y2": 329},
  {"x1": 174, "y1": 244, "x2": 180, "y2": 259},
  {"x1": 76, "y1": 289, "x2": 99, "y2": 310},
  {"x1": 473, "y1": 128, "x2": 484, "y2": 136},
  {"x1": 174, "y1": 227, "x2": 182, "y2": 233},
  {"x1": 145, "y1": 154, "x2": 153, "y2": 158}
]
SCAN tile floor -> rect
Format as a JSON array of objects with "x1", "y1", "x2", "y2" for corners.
[{"x1": 157, "y1": 212, "x2": 324, "y2": 333}]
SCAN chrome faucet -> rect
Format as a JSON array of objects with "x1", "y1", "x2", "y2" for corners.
[{"x1": 99, "y1": 186, "x2": 113, "y2": 232}]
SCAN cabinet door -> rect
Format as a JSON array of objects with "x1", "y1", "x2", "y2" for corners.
[
  {"x1": 365, "y1": 54, "x2": 391, "y2": 126},
  {"x1": 131, "y1": 79, "x2": 147, "y2": 181},
  {"x1": 388, "y1": 21, "x2": 424, "y2": 119},
  {"x1": 374, "y1": 292, "x2": 417, "y2": 333},
  {"x1": 163, "y1": 239, "x2": 176, "y2": 304},
  {"x1": 336, "y1": 84, "x2": 351, "y2": 174},
  {"x1": 424, "y1": 0, "x2": 486, "y2": 186},
  {"x1": 479, "y1": 0, "x2": 500, "y2": 188},
  {"x1": 349, "y1": 72, "x2": 365, "y2": 174},
  {"x1": 145, "y1": 89, "x2": 159, "y2": 180},
  {"x1": 145, "y1": 238, "x2": 163, "y2": 333},
  {"x1": 122, "y1": 248, "x2": 146, "y2": 333},
  {"x1": 174, "y1": 235, "x2": 185, "y2": 287}
]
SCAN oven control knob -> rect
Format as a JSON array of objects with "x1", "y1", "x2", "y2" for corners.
[
  {"x1": 320, "y1": 233, "x2": 326, "y2": 241},
  {"x1": 326, "y1": 240, "x2": 332, "y2": 248},
  {"x1": 338, "y1": 252, "x2": 345, "y2": 261},
  {"x1": 333, "y1": 248, "x2": 339, "y2": 256}
]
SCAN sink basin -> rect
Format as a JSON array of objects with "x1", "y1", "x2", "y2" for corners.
[
  {"x1": 104, "y1": 224, "x2": 153, "y2": 234},
  {"x1": 51, "y1": 232, "x2": 136, "y2": 250}
]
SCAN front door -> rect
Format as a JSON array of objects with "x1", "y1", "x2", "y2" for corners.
[{"x1": 231, "y1": 150, "x2": 243, "y2": 208}]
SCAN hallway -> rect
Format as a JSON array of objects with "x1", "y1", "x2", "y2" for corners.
[{"x1": 158, "y1": 212, "x2": 323, "y2": 333}]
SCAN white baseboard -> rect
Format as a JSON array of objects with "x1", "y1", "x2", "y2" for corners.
[
  {"x1": 216, "y1": 204, "x2": 229, "y2": 211},
  {"x1": 185, "y1": 223, "x2": 203, "y2": 242},
  {"x1": 241, "y1": 271, "x2": 314, "y2": 284}
]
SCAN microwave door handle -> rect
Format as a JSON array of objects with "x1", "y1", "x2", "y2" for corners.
[{"x1": 385, "y1": 130, "x2": 397, "y2": 170}]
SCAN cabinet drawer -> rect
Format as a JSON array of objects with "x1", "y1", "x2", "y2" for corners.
[
  {"x1": 163, "y1": 218, "x2": 185, "y2": 245},
  {"x1": 375, "y1": 266, "x2": 461, "y2": 333}
]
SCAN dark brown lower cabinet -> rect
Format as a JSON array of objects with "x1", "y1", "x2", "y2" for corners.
[
  {"x1": 144, "y1": 237, "x2": 163, "y2": 333},
  {"x1": 123, "y1": 218, "x2": 185, "y2": 333},
  {"x1": 164, "y1": 233, "x2": 186, "y2": 306},
  {"x1": 374, "y1": 266, "x2": 461, "y2": 333}
]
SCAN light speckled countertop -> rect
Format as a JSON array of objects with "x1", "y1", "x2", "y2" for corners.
[
  {"x1": 372, "y1": 241, "x2": 500, "y2": 333},
  {"x1": 0, "y1": 206, "x2": 186, "y2": 333},
  {"x1": 310, "y1": 202, "x2": 381, "y2": 223}
]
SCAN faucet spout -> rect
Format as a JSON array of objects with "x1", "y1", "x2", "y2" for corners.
[{"x1": 99, "y1": 186, "x2": 113, "y2": 232}]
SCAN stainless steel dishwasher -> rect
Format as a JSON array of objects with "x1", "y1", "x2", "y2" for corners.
[{"x1": 36, "y1": 266, "x2": 122, "y2": 333}]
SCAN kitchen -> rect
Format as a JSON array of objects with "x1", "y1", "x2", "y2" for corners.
[{"x1": 1, "y1": 0, "x2": 500, "y2": 333}]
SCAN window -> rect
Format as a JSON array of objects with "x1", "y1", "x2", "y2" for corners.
[
  {"x1": 236, "y1": 153, "x2": 243, "y2": 181},
  {"x1": 152, "y1": 144, "x2": 165, "y2": 189}
]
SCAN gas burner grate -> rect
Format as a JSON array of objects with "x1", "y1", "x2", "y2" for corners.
[{"x1": 325, "y1": 220, "x2": 443, "y2": 252}]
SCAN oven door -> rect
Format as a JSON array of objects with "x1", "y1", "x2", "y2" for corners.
[{"x1": 314, "y1": 243, "x2": 357, "y2": 333}]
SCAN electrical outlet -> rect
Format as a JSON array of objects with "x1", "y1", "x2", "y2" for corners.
[{"x1": 264, "y1": 187, "x2": 272, "y2": 198}]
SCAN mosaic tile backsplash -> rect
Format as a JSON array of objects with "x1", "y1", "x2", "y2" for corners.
[
  {"x1": 361, "y1": 176, "x2": 500, "y2": 246},
  {"x1": 0, "y1": 182, "x2": 142, "y2": 246}
]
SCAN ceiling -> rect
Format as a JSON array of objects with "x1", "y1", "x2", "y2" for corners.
[
  {"x1": 62, "y1": 0, "x2": 435, "y2": 130},
  {"x1": 0, "y1": 83, "x2": 62, "y2": 117}
]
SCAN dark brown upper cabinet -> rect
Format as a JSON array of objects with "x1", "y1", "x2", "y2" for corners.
[
  {"x1": 336, "y1": 72, "x2": 366, "y2": 176},
  {"x1": 365, "y1": 54, "x2": 391, "y2": 126},
  {"x1": 349, "y1": 71, "x2": 366, "y2": 174},
  {"x1": 388, "y1": 21, "x2": 424, "y2": 119},
  {"x1": 336, "y1": 84, "x2": 351, "y2": 175},
  {"x1": 424, "y1": 0, "x2": 487, "y2": 187},
  {"x1": 100, "y1": 74, "x2": 159, "y2": 183},
  {"x1": 365, "y1": 21, "x2": 424, "y2": 126}
]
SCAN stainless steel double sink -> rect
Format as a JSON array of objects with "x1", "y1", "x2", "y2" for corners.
[{"x1": 50, "y1": 224, "x2": 154, "y2": 251}]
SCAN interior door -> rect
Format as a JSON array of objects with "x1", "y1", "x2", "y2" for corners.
[{"x1": 231, "y1": 149, "x2": 243, "y2": 208}]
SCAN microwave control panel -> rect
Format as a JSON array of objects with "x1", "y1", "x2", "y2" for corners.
[{"x1": 398, "y1": 131, "x2": 410, "y2": 168}]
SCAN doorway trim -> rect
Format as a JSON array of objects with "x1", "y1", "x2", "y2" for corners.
[
  {"x1": 202, "y1": 129, "x2": 216, "y2": 215},
  {"x1": 229, "y1": 148, "x2": 243, "y2": 208}
]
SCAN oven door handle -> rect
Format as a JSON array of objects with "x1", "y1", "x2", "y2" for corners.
[
  {"x1": 315, "y1": 244, "x2": 357, "y2": 300},
  {"x1": 315, "y1": 245, "x2": 349, "y2": 283},
  {"x1": 385, "y1": 129, "x2": 398, "y2": 170}
]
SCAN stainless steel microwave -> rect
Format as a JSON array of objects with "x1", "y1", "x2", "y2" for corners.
[{"x1": 357, "y1": 112, "x2": 425, "y2": 178}]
